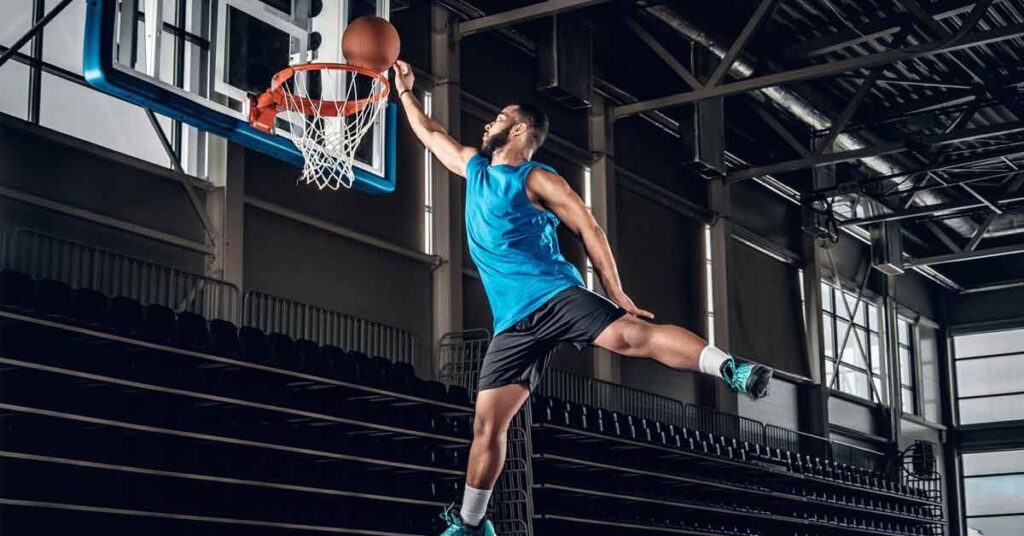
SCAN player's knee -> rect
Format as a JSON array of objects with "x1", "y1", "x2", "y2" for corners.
[
  {"x1": 620, "y1": 320, "x2": 653, "y2": 354},
  {"x1": 473, "y1": 413, "x2": 507, "y2": 441}
]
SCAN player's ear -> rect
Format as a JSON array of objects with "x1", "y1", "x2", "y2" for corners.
[{"x1": 511, "y1": 122, "x2": 528, "y2": 137}]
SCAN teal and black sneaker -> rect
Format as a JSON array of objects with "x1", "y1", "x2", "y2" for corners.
[
  {"x1": 722, "y1": 359, "x2": 773, "y2": 400},
  {"x1": 438, "y1": 504, "x2": 496, "y2": 536}
]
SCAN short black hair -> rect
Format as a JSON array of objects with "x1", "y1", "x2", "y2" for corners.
[{"x1": 512, "y1": 103, "x2": 549, "y2": 151}]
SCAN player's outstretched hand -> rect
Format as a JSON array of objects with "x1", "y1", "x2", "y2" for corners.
[
  {"x1": 610, "y1": 290, "x2": 655, "y2": 320},
  {"x1": 393, "y1": 59, "x2": 414, "y2": 94}
]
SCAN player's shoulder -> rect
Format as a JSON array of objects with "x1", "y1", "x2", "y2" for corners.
[
  {"x1": 463, "y1": 151, "x2": 486, "y2": 177},
  {"x1": 525, "y1": 163, "x2": 569, "y2": 195},
  {"x1": 525, "y1": 162, "x2": 563, "y2": 183}
]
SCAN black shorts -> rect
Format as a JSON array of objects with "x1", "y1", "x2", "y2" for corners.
[{"x1": 478, "y1": 285, "x2": 627, "y2": 392}]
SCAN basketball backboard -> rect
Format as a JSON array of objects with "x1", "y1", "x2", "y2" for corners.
[{"x1": 84, "y1": 0, "x2": 396, "y2": 194}]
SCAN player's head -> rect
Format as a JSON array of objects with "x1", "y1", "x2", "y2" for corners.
[{"x1": 480, "y1": 103, "x2": 549, "y2": 158}]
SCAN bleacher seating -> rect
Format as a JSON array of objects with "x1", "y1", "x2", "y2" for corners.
[
  {"x1": 0, "y1": 269, "x2": 473, "y2": 535},
  {"x1": 529, "y1": 393, "x2": 944, "y2": 536},
  {"x1": 0, "y1": 266, "x2": 944, "y2": 536}
]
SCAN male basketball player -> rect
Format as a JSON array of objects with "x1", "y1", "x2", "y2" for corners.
[{"x1": 392, "y1": 60, "x2": 773, "y2": 536}]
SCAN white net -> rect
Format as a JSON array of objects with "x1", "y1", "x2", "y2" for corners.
[{"x1": 274, "y1": 66, "x2": 388, "y2": 190}]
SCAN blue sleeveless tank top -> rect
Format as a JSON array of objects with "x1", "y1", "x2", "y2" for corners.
[{"x1": 465, "y1": 153, "x2": 585, "y2": 335}]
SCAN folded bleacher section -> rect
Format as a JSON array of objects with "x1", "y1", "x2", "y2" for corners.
[
  {"x1": 529, "y1": 371, "x2": 945, "y2": 536},
  {"x1": 0, "y1": 229, "x2": 473, "y2": 535}
]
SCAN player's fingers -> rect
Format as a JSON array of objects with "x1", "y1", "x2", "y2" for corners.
[{"x1": 638, "y1": 309, "x2": 655, "y2": 319}]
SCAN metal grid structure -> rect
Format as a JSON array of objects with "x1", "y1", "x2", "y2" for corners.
[
  {"x1": 4, "y1": 228, "x2": 239, "y2": 322},
  {"x1": 618, "y1": 0, "x2": 1024, "y2": 292},
  {"x1": 436, "y1": 330, "x2": 532, "y2": 536},
  {"x1": 537, "y1": 367, "x2": 690, "y2": 426},
  {"x1": 242, "y1": 291, "x2": 416, "y2": 365}
]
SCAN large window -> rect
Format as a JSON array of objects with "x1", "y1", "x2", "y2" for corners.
[
  {"x1": 583, "y1": 168, "x2": 595, "y2": 291},
  {"x1": 962, "y1": 449, "x2": 1024, "y2": 536},
  {"x1": 954, "y1": 327, "x2": 1024, "y2": 425},
  {"x1": 0, "y1": 0, "x2": 209, "y2": 177},
  {"x1": 422, "y1": 90, "x2": 433, "y2": 255},
  {"x1": 704, "y1": 225, "x2": 714, "y2": 346},
  {"x1": 898, "y1": 317, "x2": 918, "y2": 415},
  {"x1": 821, "y1": 282, "x2": 886, "y2": 404}
]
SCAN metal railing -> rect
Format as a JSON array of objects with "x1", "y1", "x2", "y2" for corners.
[
  {"x1": 435, "y1": 330, "x2": 532, "y2": 536},
  {"x1": 684, "y1": 403, "x2": 765, "y2": 446},
  {"x1": 5, "y1": 228, "x2": 240, "y2": 322},
  {"x1": 538, "y1": 368, "x2": 690, "y2": 428},
  {"x1": 437, "y1": 329, "x2": 492, "y2": 394},
  {"x1": 243, "y1": 291, "x2": 415, "y2": 364}
]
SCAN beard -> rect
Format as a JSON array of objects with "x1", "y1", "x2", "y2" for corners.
[{"x1": 480, "y1": 127, "x2": 511, "y2": 157}]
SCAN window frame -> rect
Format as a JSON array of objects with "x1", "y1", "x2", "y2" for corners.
[
  {"x1": 2, "y1": 0, "x2": 210, "y2": 177},
  {"x1": 820, "y1": 279, "x2": 887, "y2": 405}
]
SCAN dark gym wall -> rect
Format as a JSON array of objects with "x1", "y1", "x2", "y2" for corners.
[
  {"x1": 613, "y1": 117, "x2": 708, "y2": 204},
  {"x1": 460, "y1": 32, "x2": 588, "y2": 149},
  {"x1": 0, "y1": 116, "x2": 207, "y2": 274},
  {"x1": 948, "y1": 286, "x2": 1024, "y2": 329},
  {"x1": 240, "y1": 103, "x2": 434, "y2": 372},
  {"x1": 616, "y1": 187, "x2": 703, "y2": 404},
  {"x1": 896, "y1": 269, "x2": 945, "y2": 323},
  {"x1": 730, "y1": 242, "x2": 809, "y2": 378},
  {"x1": 730, "y1": 181, "x2": 802, "y2": 254}
]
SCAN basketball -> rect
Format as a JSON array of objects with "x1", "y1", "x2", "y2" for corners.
[{"x1": 341, "y1": 15, "x2": 400, "y2": 72}]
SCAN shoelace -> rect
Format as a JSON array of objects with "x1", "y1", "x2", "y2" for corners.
[{"x1": 439, "y1": 504, "x2": 461, "y2": 526}]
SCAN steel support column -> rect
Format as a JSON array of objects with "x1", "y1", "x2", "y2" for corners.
[
  {"x1": 205, "y1": 139, "x2": 244, "y2": 288},
  {"x1": 708, "y1": 175, "x2": 738, "y2": 414},
  {"x1": 800, "y1": 235, "x2": 830, "y2": 437},
  {"x1": 882, "y1": 275, "x2": 902, "y2": 455},
  {"x1": 432, "y1": 6, "x2": 465, "y2": 363},
  {"x1": 589, "y1": 95, "x2": 620, "y2": 383}
]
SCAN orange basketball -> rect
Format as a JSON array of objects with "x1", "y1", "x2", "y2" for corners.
[{"x1": 341, "y1": 15, "x2": 400, "y2": 72}]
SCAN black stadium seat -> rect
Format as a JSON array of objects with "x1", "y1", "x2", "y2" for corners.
[
  {"x1": 209, "y1": 319, "x2": 241, "y2": 356},
  {"x1": 268, "y1": 332, "x2": 296, "y2": 367},
  {"x1": 294, "y1": 338, "x2": 323, "y2": 372},
  {"x1": 0, "y1": 270, "x2": 34, "y2": 309},
  {"x1": 107, "y1": 296, "x2": 143, "y2": 335},
  {"x1": 238, "y1": 326, "x2": 271, "y2": 364},
  {"x1": 176, "y1": 311, "x2": 211, "y2": 349},
  {"x1": 142, "y1": 304, "x2": 177, "y2": 342},
  {"x1": 36, "y1": 279, "x2": 72, "y2": 317},
  {"x1": 446, "y1": 384, "x2": 470, "y2": 406},
  {"x1": 71, "y1": 288, "x2": 109, "y2": 326}
]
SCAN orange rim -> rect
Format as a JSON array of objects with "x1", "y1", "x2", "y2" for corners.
[{"x1": 249, "y1": 63, "x2": 390, "y2": 133}]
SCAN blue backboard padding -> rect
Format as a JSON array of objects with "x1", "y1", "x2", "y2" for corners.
[{"x1": 83, "y1": 0, "x2": 396, "y2": 194}]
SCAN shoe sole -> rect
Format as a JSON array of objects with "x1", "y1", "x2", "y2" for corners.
[{"x1": 746, "y1": 365, "x2": 773, "y2": 400}]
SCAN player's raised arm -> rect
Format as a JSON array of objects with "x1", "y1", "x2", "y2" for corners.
[
  {"x1": 392, "y1": 60, "x2": 477, "y2": 177},
  {"x1": 525, "y1": 167, "x2": 655, "y2": 320}
]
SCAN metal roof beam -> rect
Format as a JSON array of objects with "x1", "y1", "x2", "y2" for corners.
[
  {"x1": 614, "y1": 20, "x2": 1024, "y2": 118},
  {"x1": 459, "y1": 0, "x2": 609, "y2": 37},
  {"x1": 727, "y1": 118, "x2": 1024, "y2": 183},
  {"x1": 781, "y1": 0, "x2": 993, "y2": 59}
]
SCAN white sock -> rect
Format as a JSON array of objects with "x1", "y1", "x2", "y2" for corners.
[
  {"x1": 460, "y1": 484, "x2": 492, "y2": 527},
  {"x1": 698, "y1": 345, "x2": 732, "y2": 379}
]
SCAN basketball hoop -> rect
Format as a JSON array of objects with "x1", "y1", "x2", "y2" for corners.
[{"x1": 250, "y1": 63, "x2": 390, "y2": 190}]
